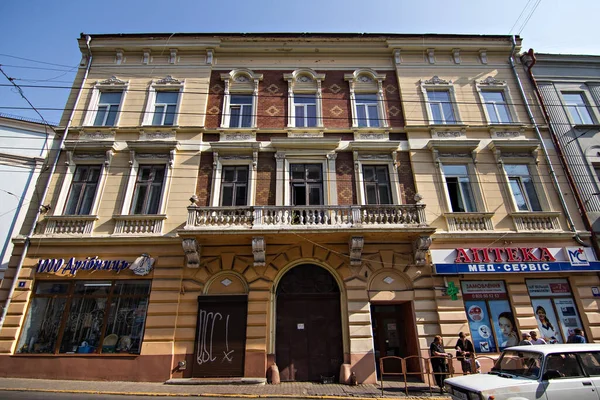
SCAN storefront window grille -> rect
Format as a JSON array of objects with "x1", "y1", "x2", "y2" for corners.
[{"x1": 17, "y1": 280, "x2": 150, "y2": 355}]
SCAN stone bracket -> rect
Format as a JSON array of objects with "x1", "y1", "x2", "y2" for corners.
[
  {"x1": 413, "y1": 236, "x2": 432, "y2": 266},
  {"x1": 252, "y1": 237, "x2": 266, "y2": 267},
  {"x1": 349, "y1": 236, "x2": 364, "y2": 267},
  {"x1": 182, "y1": 238, "x2": 201, "y2": 268}
]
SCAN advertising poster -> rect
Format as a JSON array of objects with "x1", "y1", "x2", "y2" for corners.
[
  {"x1": 463, "y1": 300, "x2": 497, "y2": 353},
  {"x1": 527, "y1": 279, "x2": 571, "y2": 297},
  {"x1": 554, "y1": 298, "x2": 583, "y2": 341},
  {"x1": 488, "y1": 300, "x2": 516, "y2": 350},
  {"x1": 531, "y1": 298, "x2": 562, "y2": 343}
]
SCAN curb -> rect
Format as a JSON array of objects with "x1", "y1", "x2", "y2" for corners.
[{"x1": 0, "y1": 387, "x2": 449, "y2": 400}]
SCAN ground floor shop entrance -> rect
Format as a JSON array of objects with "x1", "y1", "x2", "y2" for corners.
[
  {"x1": 371, "y1": 302, "x2": 419, "y2": 379},
  {"x1": 275, "y1": 264, "x2": 343, "y2": 381}
]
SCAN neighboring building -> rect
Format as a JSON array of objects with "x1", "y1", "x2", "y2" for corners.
[
  {"x1": 524, "y1": 52, "x2": 600, "y2": 253},
  {"x1": 0, "y1": 33, "x2": 598, "y2": 385},
  {"x1": 0, "y1": 113, "x2": 56, "y2": 280}
]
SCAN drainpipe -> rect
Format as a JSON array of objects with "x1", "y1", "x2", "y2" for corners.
[
  {"x1": 508, "y1": 36, "x2": 586, "y2": 246},
  {"x1": 0, "y1": 35, "x2": 94, "y2": 331},
  {"x1": 521, "y1": 49, "x2": 599, "y2": 255}
]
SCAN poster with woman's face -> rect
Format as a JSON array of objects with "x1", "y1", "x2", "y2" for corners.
[
  {"x1": 463, "y1": 300, "x2": 497, "y2": 353},
  {"x1": 531, "y1": 298, "x2": 562, "y2": 343},
  {"x1": 488, "y1": 300, "x2": 516, "y2": 350}
]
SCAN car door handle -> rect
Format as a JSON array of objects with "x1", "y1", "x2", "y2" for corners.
[{"x1": 583, "y1": 381, "x2": 592, "y2": 386}]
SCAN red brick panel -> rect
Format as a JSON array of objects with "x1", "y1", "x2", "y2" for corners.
[
  {"x1": 396, "y1": 152, "x2": 416, "y2": 204},
  {"x1": 322, "y1": 71, "x2": 352, "y2": 128},
  {"x1": 256, "y1": 153, "x2": 276, "y2": 206},
  {"x1": 196, "y1": 152, "x2": 214, "y2": 206},
  {"x1": 335, "y1": 152, "x2": 357, "y2": 205},
  {"x1": 383, "y1": 74, "x2": 404, "y2": 128},
  {"x1": 256, "y1": 70, "x2": 286, "y2": 129},
  {"x1": 206, "y1": 71, "x2": 225, "y2": 129}
]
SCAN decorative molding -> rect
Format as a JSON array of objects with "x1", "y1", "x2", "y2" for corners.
[
  {"x1": 423, "y1": 76, "x2": 450, "y2": 85},
  {"x1": 115, "y1": 49, "x2": 124, "y2": 65},
  {"x1": 479, "y1": 49, "x2": 488, "y2": 64},
  {"x1": 452, "y1": 49, "x2": 461, "y2": 64},
  {"x1": 182, "y1": 238, "x2": 200, "y2": 268},
  {"x1": 427, "y1": 48, "x2": 435, "y2": 64},
  {"x1": 98, "y1": 76, "x2": 126, "y2": 86},
  {"x1": 222, "y1": 132, "x2": 254, "y2": 141},
  {"x1": 79, "y1": 131, "x2": 115, "y2": 141},
  {"x1": 479, "y1": 76, "x2": 506, "y2": 86},
  {"x1": 431, "y1": 129, "x2": 466, "y2": 139},
  {"x1": 491, "y1": 129, "x2": 524, "y2": 139},
  {"x1": 393, "y1": 49, "x2": 401, "y2": 64},
  {"x1": 139, "y1": 131, "x2": 177, "y2": 141},
  {"x1": 169, "y1": 49, "x2": 177, "y2": 64},
  {"x1": 326, "y1": 153, "x2": 338, "y2": 160},
  {"x1": 206, "y1": 49, "x2": 214, "y2": 65},
  {"x1": 156, "y1": 75, "x2": 182, "y2": 85},
  {"x1": 413, "y1": 236, "x2": 432, "y2": 266},
  {"x1": 356, "y1": 132, "x2": 387, "y2": 141},
  {"x1": 349, "y1": 236, "x2": 364, "y2": 267},
  {"x1": 142, "y1": 49, "x2": 151, "y2": 64},
  {"x1": 287, "y1": 131, "x2": 324, "y2": 138},
  {"x1": 129, "y1": 254, "x2": 155, "y2": 276},
  {"x1": 359, "y1": 154, "x2": 391, "y2": 160},
  {"x1": 252, "y1": 237, "x2": 266, "y2": 267}
]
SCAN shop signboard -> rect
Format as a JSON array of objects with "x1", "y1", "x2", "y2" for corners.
[
  {"x1": 432, "y1": 247, "x2": 600, "y2": 275},
  {"x1": 35, "y1": 254, "x2": 155, "y2": 276}
]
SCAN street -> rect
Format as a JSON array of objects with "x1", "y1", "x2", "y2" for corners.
[{"x1": 0, "y1": 393, "x2": 304, "y2": 400}]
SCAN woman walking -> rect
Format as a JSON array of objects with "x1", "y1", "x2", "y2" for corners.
[{"x1": 430, "y1": 335, "x2": 451, "y2": 392}]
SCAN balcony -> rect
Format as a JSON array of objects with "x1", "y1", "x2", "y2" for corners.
[
  {"x1": 185, "y1": 204, "x2": 427, "y2": 231},
  {"x1": 510, "y1": 211, "x2": 561, "y2": 232},
  {"x1": 44, "y1": 215, "x2": 97, "y2": 235},
  {"x1": 113, "y1": 214, "x2": 166, "y2": 235},
  {"x1": 444, "y1": 212, "x2": 494, "y2": 232}
]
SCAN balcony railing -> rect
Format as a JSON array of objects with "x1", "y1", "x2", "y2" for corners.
[
  {"x1": 185, "y1": 204, "x2": 427, "y2": 230},
  {"x1": 511, "y1": 211, "x2": 561, "y2": 232},
  {"x1": 44, "y1": 215, "x2": 97, "y2": 235},
  {"x1": 445, "y1": 212, "x2": 494, "y2": 232},
  {"x1": 113, "y1": 214, "x2": 166, "y2": 235}
]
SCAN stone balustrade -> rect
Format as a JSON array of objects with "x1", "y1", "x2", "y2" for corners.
[
  {"x1": 113, "y1": 214, "x2": 166, "y2": 235},
  {"x1": 44, "y1": 215, "x2": 97, "y2": 235},
  {"x1": 445, "y1": 212, "x2": 494, "y2": 232}
]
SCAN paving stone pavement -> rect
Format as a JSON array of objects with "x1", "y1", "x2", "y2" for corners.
[{"x1": 0, "y1": 377, "x2": 450, "y2": 399}]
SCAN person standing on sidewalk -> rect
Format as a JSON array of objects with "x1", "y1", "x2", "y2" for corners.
[
  {"x1": 530, "y1": 331, "x2": 546, "y2": 345},
  {"x1": 567, "y1": 328, "x2": 586, "y2": 343},
  {"x1": 455, "y1": 332, "x2": 475, "y2": 374},
  {"x1": 430, "y1": 335, "x2": 451, "y2": 392}
]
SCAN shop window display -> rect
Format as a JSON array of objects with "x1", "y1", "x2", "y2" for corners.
[{"x1": 17, "y1": 280, "x2": 150, "y2": 355}]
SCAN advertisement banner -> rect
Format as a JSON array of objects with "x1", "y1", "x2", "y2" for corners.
[
  {"x1": 527, "y1": 279, "x2": 572, "y2": 297},
  {"x1": 531, "y1": 298, "x2": 562, "y2": 343},
  {"x1": 554, "y1": 298, "x2": 583, "y2": 341},
  {"x1": 488, "y1": 300, "x2": 516, "y2": 351},
  {"x1": 463, "y1": 300, "x2": 497, "y2": 354},
  {"x1": 461, "y1": 281, "x2": 507, "y2": 300}
]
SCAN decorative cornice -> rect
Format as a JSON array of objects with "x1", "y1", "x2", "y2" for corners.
[
  {"x1": 349, "y1": 236, "x2": 364, "y2": 267},
  {"x1": 252, "y1": 237, "x2": 266, "y2": 267},
  {"x1": 156, "y1": 75, "x2": 182, "y2": 85},
  {"x1": 98, "y1": 76, "x2": 126, "y2": 86},
  {"x1": 422, "y1": 76, "x2": 450, "y2": 85},
  {"x1": 479, "y1": 76, "x2": 506, "y2": 86},
  {"x1": 182, "y1": 238, "x2": 200, "y2": 268},
  {"x1": 413, "y1": 236, "x2": 432, "y2": 266}
]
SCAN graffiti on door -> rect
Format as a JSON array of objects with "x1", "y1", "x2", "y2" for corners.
[{"x1": 196, "y1": 309, "x2": 233, "y2": 365}]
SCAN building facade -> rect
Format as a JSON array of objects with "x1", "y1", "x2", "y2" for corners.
[
  {"x1": 0, "y1": 114, "x2": 56, "y2": 280},
  {"x1": 0, "y1": 33, "x2": 598, "y2": 384}
]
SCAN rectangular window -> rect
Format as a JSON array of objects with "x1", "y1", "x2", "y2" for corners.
[
  {"x1": 229, "y1": 95, "x2": 253, "y2": 128},
  {"x1": 17, "y1": 280, "x2": 150, "y2": 355},
  {"x1": 461, "y1": 281, "x2": 514, "y2": 353},
  {"x1": 362, "y1": 165, "x2": 392, "y2": 205},
  {"x1": 562, "y1": 93, "x2": 594, "y2": 125},
  {"x1": 93, "y1": 91, "x2": 123, "y2": 126},
  {"x1": 355, "y1": 94, "x2": 380, "y2": 127},
  {"x1": 427, "y1": 90, "x2": 456, "y2": 124},
  {"x1": 221, "y1": 166, "x2": 249, "y2": 206},
  {"x1": 64, "y1": 165, "x2": 102, "y2": 215},
  {"x1": 504, "y1": 164, "x2": 542, "y2": 211},
  {"x1": 130, "y1": 165, "x2": 166, "y2": 215},
  {"x1": 443, "y1": 164, "x2": 476, "y2": 212},
  {"x1": 294, "y1": 95, "x2": 317, "y2": 127},
  {"x1": 152, "y1": 91, "x2": 178, "y2": 126},
  {"x1": 482, "y1": 91, "x2": 512, "y2": 123},
  {"x1": 527, "y1": 279, "x2": 583, "y2": 344},
  {"x1": 291, "y1": 164, "x2": 323, "y2": 206}
]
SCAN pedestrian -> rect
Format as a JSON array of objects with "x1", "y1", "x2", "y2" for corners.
[
  {"x1": 530, "y1": 331, "x2": 546, "y2": 345},
  {"x1": 567, "y1": 328, "x2": 586, "y2": 343},
  {"x1": 430, "y1": 335, "x2": 450, "y2": 393},
  {"x1": 519, "y1": 332, "x2": 533, "y2": 345},
  {"x1": 455, "y1": 332, "x2": 475, "y2": 374}
]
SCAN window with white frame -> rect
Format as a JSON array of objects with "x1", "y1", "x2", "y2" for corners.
[
  {"x1": 229, "y1": 95, "x2": 253, "y2": 128},
  {"x1": 130, "y1": 165, "x2": 166, "y2": 215},
  {"x1": 427, "y1": 90, "x2": 456, "y2": 124},
  {"x1": 220, "y1": 70, "x2": 262, "y2": 129},
  {"x1": 345, "y1": 70, "x2": 388, "y2": 129},
  {"x1": 64, "y1": 165, "x2": 102, "y2": 215},
  {"x1": 221, "y1": 166, "x2": 249, "y2": 206},
  {"x1": 504, "y1": 164, "x2": 542, "y2": 211},
  {"x1": 481, "y1": 91, "x2": 512, "y2": 123},
  {"x1": 142, "y1": 76, "x2": 184, "y2": 126},
  {"x1": 362, "y1": 165, "x2": 392, "y2": 205},
  {"x1": 476, "y1": 76, "x2": 517, "y2": 125},
  {"x1": 83, "y1": 76, "x2": 128, "y2": 127},
  {"x1": 94, "y1": 92, "x2": 123, "y2": 126},
  {"x1": 421, "y1": 76, "x2": 461, "y2": 125},
  {"x1": 290, "y1": 164, "x2": 323, "y2": 205},
  {"x1": 285, "y1": 70, "x2": 325, "y2": 128},
  {"x1": 562, "y1": 92, "x2": 594, "y2": 125},
  {"x1": 442, "y1": 164, "x2": 476, "y2": 212}
]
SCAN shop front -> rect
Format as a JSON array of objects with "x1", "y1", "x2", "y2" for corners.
[{"x1": 431, "y1": 245, "x2": 600, "y2": 358}]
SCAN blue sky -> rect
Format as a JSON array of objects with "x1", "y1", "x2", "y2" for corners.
[{"x1": 1, "y1": 0, "x2": 598, "y2": 124}]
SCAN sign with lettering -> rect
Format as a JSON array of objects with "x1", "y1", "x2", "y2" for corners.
[
  {"x1": 431, "y1": 247, "x2": 600, "y2": 275},
  {"x1": 36, "y1": 254, "x2": 154, "y2": 276},
  {"x1": 461, "y1": 281, "x2": 508, "y2": 300}
]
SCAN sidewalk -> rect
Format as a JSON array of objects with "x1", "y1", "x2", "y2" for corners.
[{"x1": 0, "y1": 377, "x2": 450, "y2": 399}]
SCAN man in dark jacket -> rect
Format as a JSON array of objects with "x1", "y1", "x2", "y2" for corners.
[{"x1": 455, "y1": 332, "x2": 475, "y2": 374}]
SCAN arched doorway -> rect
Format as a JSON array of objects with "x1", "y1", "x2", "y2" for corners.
[{"x1": 275, "y1": 264, "x2": 343, "y2": 381}]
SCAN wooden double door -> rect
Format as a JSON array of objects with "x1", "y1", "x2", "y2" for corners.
[{"x1": 275, "y1": 265, "x2": 343, "y2": 382}]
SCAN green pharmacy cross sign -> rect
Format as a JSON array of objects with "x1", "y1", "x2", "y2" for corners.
[{"x1": 446, "y1": 281, "x2": 459, "y2": 300}]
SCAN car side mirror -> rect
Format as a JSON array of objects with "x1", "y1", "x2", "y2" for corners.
[{"x1": 543, "y1": 370, "x2": 562, "y2": 380}]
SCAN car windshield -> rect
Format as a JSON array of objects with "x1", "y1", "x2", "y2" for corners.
[{"x1": 491, "y1": 350, "x2": 543, "y2": 380}]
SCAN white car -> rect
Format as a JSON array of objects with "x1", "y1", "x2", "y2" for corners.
[{"x1": 444, "y1": 344, "x2": 600, "y2": 400}]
